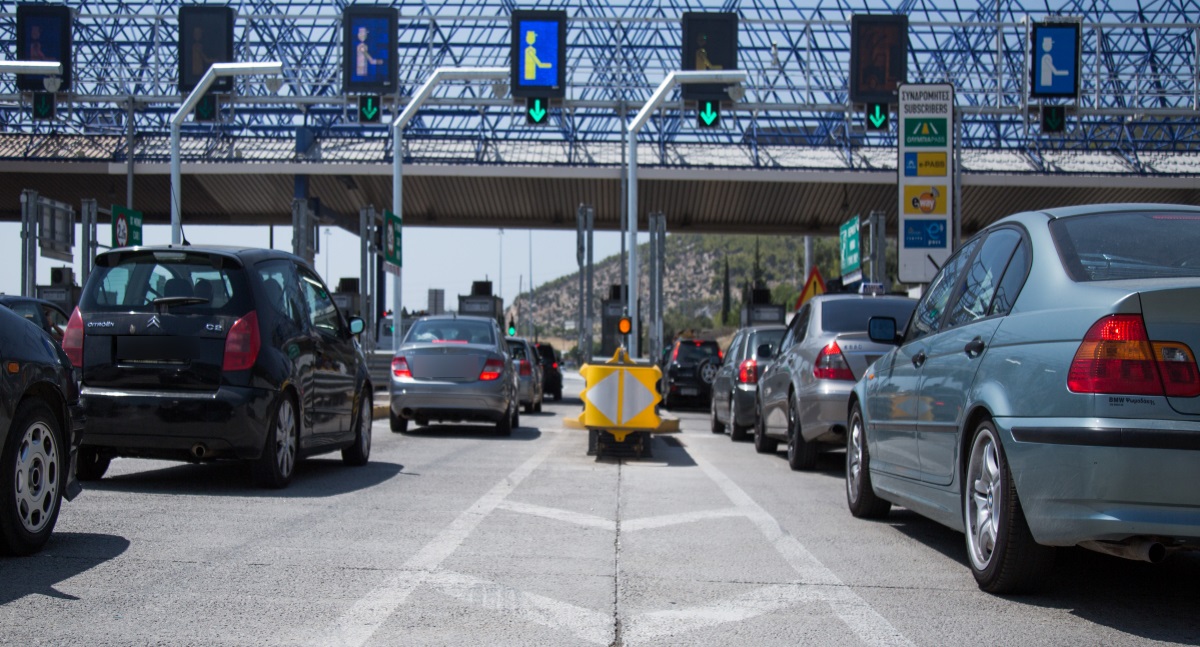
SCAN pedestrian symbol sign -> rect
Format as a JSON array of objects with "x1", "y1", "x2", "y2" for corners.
[
  {"x1": 1031, "y1": 22, "x2": 1080, "y2": 98},
  {"x1": 510, "y1": 10, "x2": 566, "y2": 99}
]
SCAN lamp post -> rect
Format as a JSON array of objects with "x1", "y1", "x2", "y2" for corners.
[
  {"x1": 391, "y1": 66, "x2": 508, "y2": 352},
  {"x1": 170, "y1": 61, "x2": 283, "y2": 245},
  {"x1": 626, "y1": 70, "x2": 747, "y2": 355}
]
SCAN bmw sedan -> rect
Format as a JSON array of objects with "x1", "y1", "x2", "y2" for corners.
[
  {"x1": 847, "y1": 203, "x2": 1200, "y2": 594},
  {"x1": 389, "y1": 315, "x2": 519, "y2": 435}
]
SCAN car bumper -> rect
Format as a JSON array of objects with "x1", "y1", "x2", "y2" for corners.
[
  {"x1": 800, "y1": 381, "x2": 855, "y2": 443},
  {"x1": 666, "y1": 378, "x2": 711, "y2": 401},
  {"x1": 517, "y1": 378, "x2": 537, "y2": 404},
  {"x1": 731, "y1": 384, "x2": 759, "y2": 427},
  {"x1": 391, "y1": 379, "x2": 508, "y2": 423},
  {"x1": 542, "y1": 372, "x2": 563, "y2": 393},
  {"x1": 81, "y1": 385, "x2": 272, "y2": 460},
  {"x1": 999, "y1": 416, "x2": 1200, "y2": 546}
]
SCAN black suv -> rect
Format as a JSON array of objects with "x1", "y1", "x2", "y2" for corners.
[
  {"x1": 534, "y1": 342, "x2": 562, "y2": 401},
  {"x1": 661, "y1": 338, "x2": 722, "y2": 408},
  {"x1": 64, "y1": 245, "x2": 374, "y2": 488}
]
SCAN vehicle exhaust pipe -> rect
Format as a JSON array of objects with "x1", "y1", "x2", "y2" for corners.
[
  {"x1": 190, "y1": 443, "x2": 208, "y2": 460},
  {"x1": 1079, "y1": 539, "x2": 1167, "y2": 563}
]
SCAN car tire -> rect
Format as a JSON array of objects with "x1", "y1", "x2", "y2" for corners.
[
  {"x1": 698, "y1": 358, "x2": 717, "y2": 386},
  {"x1": 524, "y1": 401, "x2": 535, "y2": 414},
  {"x1": 342, "y1": 391, "x2": 372, "y2": 466},
  {"x1": 0, "y1": 399, "x2": 64, "y2": 556},
  {"x1": 389, "y1": 409, "x2": 408, "y2": 434},
  {"x1": 710, "y1": 398, "x2": 725, "y2": 434},
  {"x1": 753, "y1": 412, "x2": 778, "y2": 454},
  {"x1": 76, "y1": 446, "x2": 111, "y2": 481},
  {"x1": 497, "y1": 401, "x2": 515, "y2": 437},
  {"x1": 786, "y1": 392, "x2": 819, "y2": 471},
  {"x1": 255, "y1": 394, "x2": 299, "y2": 489},
  {"x1": 846, "y1": 403, "x2": 891, "y2": 519},
  {"x1": 964, "y1": 419, "x2": 1055, "y2": 594},
  {"x1": 730, "y1": 400, "x2": 750, "y2": 441}
]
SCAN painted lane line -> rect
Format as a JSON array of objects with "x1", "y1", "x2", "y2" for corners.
[
  {"x1": 620, "y1": 507, "x2": 745, "y2": 532},
  {"x1": 322, "y1": 439, "x2": 561, "y2": 647},
  {"x1": 496, "y1": 500, "x2": 616, "y2": 531},
  {"x1": 624, "y1": 583, "x2": 829, "y2": 642},
  {"x1": 429, "y1": 570, "x2": 611, "y2": 645},
  {"x1": 496, "y1": 500, "x2": 743, "y2": 533},
  {"x1": 688, "y1": 452, "x2": 915, "y2": 647}
]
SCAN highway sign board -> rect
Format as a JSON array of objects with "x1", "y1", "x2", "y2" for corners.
[
  {"x1": 511, "y1": 10, "x2": 566, "y2": 99},
  {"x1": 849, "y1": 14, "x2": 908, "y2": 104},
  {"x1": 1031, "y1": 21, "x2": 1080, "y2": 99},
  {"x1": 342, "y1": 6, "x2": 398, "y2": 94},
  {"x1": 839, "y1": 216, "x2": 861, "y2": 283},
  {"x1": 111, "y1": 204, "x2": 143, "y2": 248},
  {"x1": 681, "y1": 12, "x2": 738, "y2": 102},
  {"x1": 384, "y1": 210, "x2": 402, "y2": 267},
  {"x1": 898, "y1": 83, "x2": 954, "y2": 283}
]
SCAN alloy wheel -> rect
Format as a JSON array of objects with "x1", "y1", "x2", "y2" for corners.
[
  {"x1": 966, "y1": 428, "x2": 1001, "y2": 571},
  {"x1": 14, "y1": 420, "x2": 58, "y2": 535}
]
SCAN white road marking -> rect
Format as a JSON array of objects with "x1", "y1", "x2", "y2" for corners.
[
  {"x1": 429, "y1": 570, "x2": 611, "y2": 645},
  {"x1": 322, "y1": 439, "x2": 560, "y2": 647},
  {"x1": 620, "y1": 507, "x2": 745, "y2": 532},
  {"x1": 496, "y1": 500, "x2": 616, "y2": 530},
  {"x1": 623, "y1": 583, "x2": 829, "y2": 642}
]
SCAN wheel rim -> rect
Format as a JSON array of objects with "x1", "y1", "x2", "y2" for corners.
[
  {"x1": 275, "y1": 399, "x2": 297, "y2": 478},
  {"x1": 14, "y1": 420, "x2": 58, "y2": 535},
  {"x1": 359, "y1": 399, "x2": 372, "y2": 455},
  {"x1": 787, "y1": 399, "x2": 797, "y2": 461},
  {"x1": 966, "y1": 427, "x2": 1001, "y2": 571},
  {"x1": 847, "y1": 414, "x2": 864, "y2": 503}
]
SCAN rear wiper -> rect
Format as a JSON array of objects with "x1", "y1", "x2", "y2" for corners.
[{"x1": 151, "y1": 296, "x2": 209, "y2": 313}]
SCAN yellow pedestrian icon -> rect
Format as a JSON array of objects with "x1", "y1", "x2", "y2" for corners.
[{"x1": 523, "y1": 31, "x2": 551, "y2": 80}]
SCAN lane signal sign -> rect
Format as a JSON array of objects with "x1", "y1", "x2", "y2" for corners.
[
  {"x1": 698, "y1": 100, "x2": 720, "y2": 128},
  {"x1": 526, "y1": 97, "x2": 549, "y2": 125},
  {"x1": 32, "y1": 92, "x2": 55, "y2": 120},
  {"x1": 866, "y1": 102, "x2": 889, "y2": 130},
  {"x1": 359, "y1": 95, "x2": 382, "y2": 123},
  {"x1": 194, "y1": 93, "x2": 218, "y2": 121},
  {"x1": 1041, "y1": 104, "x2": 1066, "y2": 134}
]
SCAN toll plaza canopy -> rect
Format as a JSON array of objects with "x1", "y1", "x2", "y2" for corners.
[{"x1": 0, "y1": 0, "x2": 1197, "y2": 237}]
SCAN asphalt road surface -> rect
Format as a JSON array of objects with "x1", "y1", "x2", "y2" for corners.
[{"x1": 3, "y1": 371, "x2": 1198, "y2": 646}]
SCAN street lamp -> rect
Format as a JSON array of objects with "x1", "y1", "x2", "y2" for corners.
[{"x1": 170, "y1": 61, "x2": 283, "y2": 245}]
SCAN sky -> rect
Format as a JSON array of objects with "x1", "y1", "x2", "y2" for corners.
[{"x1": 0, "y1": 220, "x2": 626, "y2": 315}]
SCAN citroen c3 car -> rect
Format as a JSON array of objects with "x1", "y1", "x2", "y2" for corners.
[
  {"x1": 65, "y1": 245, "x2": 374, "y2": 489},
  {"x1": 389, "y1": 314, "x2": 519, "y2": 435}
]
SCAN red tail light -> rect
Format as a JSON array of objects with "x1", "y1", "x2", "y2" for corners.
[
  {"x1": 479, "y1": 358, "x2": 505, "y2": 381},
  {"x1": 737, "y1": 358, "x2": 758, "y2": 384},
  {"x1": 392, "y1": 356, "x2": 412, "y2": 379},
  {"x1": 814, "y1": 341, "x2": 855, "y2": 381},
  {"x1": 671, "y1": 345, "x2": 680, "y2": 361},
  {"x1": 222, "y1": 311, "x2": 261, "y2": 372},
  {"x1": 552, "y1": 362, "x2": 559, "y2": 370},
  {"x1": 63, "y1": 307, "x2": 84, "y2": 368},
  {"x1": 519, "y1": 359, "x2": 532, "y2": 376},
  {"x1": 1068, "y1": 314, "x2": 1200, "y2": 397}
]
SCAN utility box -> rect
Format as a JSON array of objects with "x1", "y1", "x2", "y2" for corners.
[
  {"x1": 37, "y1": 266, "x2": 80, "y2": 312},
  {"x1": 740, "y1": 286, "x2": 783, "y2": 326},
  {"x1": 428, "y1": 289, "x2": 445, "y2": 315},
  {"x1": 600, "y1": 285, "x2": 641, "y2": 357},
  {"x1": 333, "y1": 277, "x2": 361, "y2": 318},
  {"x1": 458, "y1": 281, "x2": 503, "y2": 328}
]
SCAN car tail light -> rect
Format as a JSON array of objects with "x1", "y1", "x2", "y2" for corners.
[
  {"x1": 1068, "y1": 314, "x2": 1200, "y2": 397},
  {"x1": 63, "y1": 307, "x2": 84, "y2": 368},
  {"x1": 479, "y1": 358, "x2": 505, "y2": 381},
  {"x1": 737, "y1": 358, "x2": 758, "y2": 384},
  {"x1": 519, "y1": 359, "x2": 532, "y2": 376},
  {"x1": 392, "y1": 356, "x2": 412, "y2": 379},
  {"x1": 814, "y1": 341, "x2": 855, "y2": 381},
  {"x1": 552, "y1": 362, "x2": 558, "y2": 370},
  {"x1": 671, "y1": 345, "x2": 680, "y2": 362},
  {"x1": 222, "y1": 311, "x2": 261, "y2": 372}
]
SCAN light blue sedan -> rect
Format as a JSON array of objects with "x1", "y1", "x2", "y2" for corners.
[{"x1": 846, "y1": 203, "x2": 1200, "y2": 594}]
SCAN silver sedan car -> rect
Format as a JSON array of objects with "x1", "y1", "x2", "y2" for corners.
[
  {"x1": 710, "y1": 324, "x2": 786, "y2": 441},
  {"x1": 755, "y1": 294, "x2": 916, "y2": 469},
  {"x1": 505, "y1": 336, "x2": 544, "y2": 414},
  {"x1": 848, "y1": 203, "x2": 1200, "y2": 594},
  {"x1": 389, "y1": 315, "x2": 519, "y2": 435}
]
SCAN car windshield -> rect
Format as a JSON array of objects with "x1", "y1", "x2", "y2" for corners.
[
  {"x1": 750, "y1": 329, "x2": 785, "y2": 355},
  {"x1": 1050, "y1": 210, "x2": 1200, "y2": 281},
  {"x1": 675, "y1": 341, "x2": 719, "y2": 363},
  {"x1": 507, "y1": 341, "x2": 529, "y2": 360},
  {"x1": 406, "y1": 319, "x2": 494, "y2": 344},
  {"x1": 822, "y1": 299, "x2": 917, "y2": 332},
  {"x1": 79, "y1": 251, "x2": 248, "y2": 315}
]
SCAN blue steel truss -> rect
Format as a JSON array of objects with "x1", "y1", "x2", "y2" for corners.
[{"x1": 0, "y1": 0, "x2": 1196, "y2": 172}]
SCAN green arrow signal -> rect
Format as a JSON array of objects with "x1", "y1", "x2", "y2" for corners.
[
  {"x1": 700, "y1": 101, "x2": 718, "y2": 126},
  {"x1": 35, "y1": 97, "x2": 50, "y2": 116},
  {"x1": 529, "y1": 99, "x2": 547, "y2": 123},
  {"x1": 362, "y1": 97, "x2": 378, "y2": 120},
  {"x1": 868, "y1": 104, "x2": 886, "y2": 128}
]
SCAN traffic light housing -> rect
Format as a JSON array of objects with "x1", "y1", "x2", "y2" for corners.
[
  {"x1": 507, "y1": 319, "x2": 517, "y2": 336},
  {"x1": 358, "y1": 94, "x2": 382, "y2": 123},
  {"x1": 1041, "y1": 104, "x2": 1066, "y2": 134},
  {"x1": 617, "y1": 316, "x2": 632, "y2": 336}
]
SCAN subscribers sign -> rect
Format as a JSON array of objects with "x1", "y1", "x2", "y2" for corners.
[{"x1": 897, "y1": 84, "x2": 954, "y2": 284}]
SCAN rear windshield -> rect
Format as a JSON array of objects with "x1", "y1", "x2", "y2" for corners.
[
  {"x1": 536, "y1": 344, "x2": 555, "y2": 360},
  {"x1": 406, "y1": 319, "x2": 495, "y2": 345},
  {"x1": 1051, "y1": 211, "x2": 1200, "y2": 281},
  {"x1": 822, "y1": 299, "x2": 917, "y2": 333},
  {"x1": 749, "y1": 329, "x2": 785, "y2": 355},
  {"x1": 675, "y1": 341, "x2": 720, "y2": 363},
  {"x1": 80, "y1": 250, "x2": 250, "y2": 315},
  {"x1": 506, "y1": 340, "x2": 529, "y2": 360}
]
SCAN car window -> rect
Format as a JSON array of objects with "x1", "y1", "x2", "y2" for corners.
[
  {"x1": 298, "y1": 269, "x2": 345, "y2": 337},
  {"x1": 674, "y1": 341, "x2": 720, "y2": 363},
  {"x1": 724, "y1": 332, "x2": 744, "y2": 364},
  {"x1": 5, "y1": 301, "x2": 40, "y2": 326},
  {"x1": 750, "y1": 329, "x2": 785, "y2": 357},
  {"x1": 81, "y1": 250, "x2": 249, "y2": 315},
  {"x1": 946, "y1": 228, "x2": 1022, "y2": 328},
  {"x1": 782, "y1": 304, "x2": 811, "y2": 351},
  {"x1": 41, "y1": 304, "x2": 67, "y2": 340},
  {"x1": 407, "y1": 319, "x2": 495, "y2": 344},
  {"x1": 507, "y1": 341, "x2": 529, "y2": 360},
  {"x1": 256, "y1": 260, "x2": 305, "y2": 329},
  {"x1": 905, "y1": 237, "x2": 983, "y2": 344},
  {"x1": 1050, "y1": 210, "x2": 1200, "y2": 281},
  {"x1": 989, "y1": 237, "x2": 1031, "y2": 317},
  {"x1": 821, "y1": 300, "x2": 917, "y2": 333}
]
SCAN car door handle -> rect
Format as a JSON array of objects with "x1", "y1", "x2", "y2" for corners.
[
  {"x1": 964, "y1": 337, "x2": 985, "y2": 358},
  {"x1": 911, "y1": 351, "x2": 926, "y2": 368}
]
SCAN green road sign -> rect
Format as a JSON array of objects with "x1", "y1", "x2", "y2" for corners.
[
  {"x1": 194, "y1": 94, "x2": 218, "y2": 122},
  {"x1": 1041, "y1": 105, "x2": 1066, "y2": 134},
  {"x1": 839, "y1": 216, "x2": 861, "y2": 278},
  {"x1": 866, "y1": 102, "x2": 889, "y2": 130},
  {"x1": 32, "y1": 92, "x2": 55, "y2": 120},
  {"x1": 111, "y1": 204, "x2": 143, "y2": 248},
  {"x1": 903, "y1": 118, "x2": 947, "y2": 147},
  {"x1": 384, "y1": 210, "x2": 402, "y2": 267},
  {"x1": 358, "y1": 95, "x2": 381, "y2": 123},
  {"x1": 526, "y1": 97, "x2": 549, "y2": 125},
  {"x1": 698, "y1": 100, "x2": 720, "y2": 128}
]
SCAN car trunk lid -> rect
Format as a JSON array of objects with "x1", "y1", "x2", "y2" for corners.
[
  {"x1": 405, "y1": 343, "x2": 492, "y2": 381},
  {"x1": 82, "y1": 311, "x2": 236, "y2": 391},
  {"x1": 1139, "y1": 285, "x2": 1200, "y2": 415}
]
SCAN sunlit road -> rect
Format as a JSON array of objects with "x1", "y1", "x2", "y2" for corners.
[{"x1": 2, "y1": 372, "x2": 1198, "y2": 646}]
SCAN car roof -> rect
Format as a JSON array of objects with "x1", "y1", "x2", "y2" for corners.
[
  {"x1": 95, "y1": 244, "x2": 307, "y2": 268},
  {"x1": 0, "y1": 295, "x2": 64, "y2": 310},
  {"x1": 415, "y1": 314, "x2": 497, "y2": 324},
  {"x1": 995, "y1": 202, "x2": 1200, "y2": 225}
]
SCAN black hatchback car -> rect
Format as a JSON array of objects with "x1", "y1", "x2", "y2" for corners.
[
  {"x1": 0, "y1": 304, "x2": 84, "y2": 555},
  {"x1": 662, "y1": 338, "x2": 723, "y2": 408},
  {"x1": 64, "y1": 245, "x2": 373, "y2": 488},
  {"x1": 534, "y1": 342, "x2": 563, "y2": 401}
]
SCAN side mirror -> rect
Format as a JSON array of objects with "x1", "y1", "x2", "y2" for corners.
[
  {"x1": 348, "y1": 317, "x2": 365, "y2": 335},
  {"x1": 756, "y1": 343, "x2": 774, "y2": 360},
  {"x1": 867, "y1": 317, "x2": 899, "y2": 344}
]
